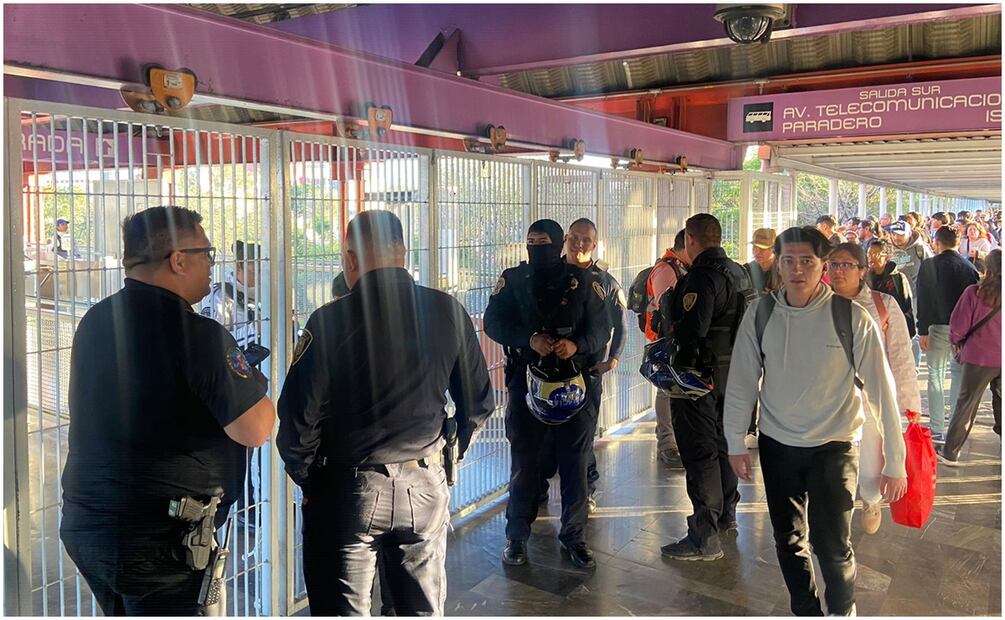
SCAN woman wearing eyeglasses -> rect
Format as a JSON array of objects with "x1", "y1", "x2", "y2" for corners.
[{"x1": 829, "y1": 242, "x2": 921, "y2": 536}]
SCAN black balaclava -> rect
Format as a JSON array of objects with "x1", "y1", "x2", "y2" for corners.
[{"x1": 527, "y1": 219, "x2": 565, "y2": 271}]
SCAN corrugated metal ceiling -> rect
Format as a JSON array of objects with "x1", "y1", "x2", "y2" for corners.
[
  {"x1": 498, "y1": 13, "x2": 1002, "y2": 98},
  {"x1": 187, "y1": 3, "x2": 352, "y2": 25}
]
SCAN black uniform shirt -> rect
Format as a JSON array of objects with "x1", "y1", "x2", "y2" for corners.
[
  {"x1": 483, "y1": 262, "x2": 611, "y2": 369},
  {"x1": 62, "y1": 279, "x2": 266, "y2": 531},
  {"x1": 666, "y1": 247, "x2": 749, "y2": 369},
  {"x1": 585, "y1": 260, "x2": 630, "y2": 367},
  {"x1": 277, "y1": 268, "x2": 494, "y2": 486}
]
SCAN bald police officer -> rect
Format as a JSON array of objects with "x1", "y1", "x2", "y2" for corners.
[
  {"x1": 61, "y1": 206, "x2": 275, "y2": 615},
  {"x1": 278, "y1": 210, "x2": 493, "y2": 615},
  {"x1": 485, "y1": 218, "x2": 611, "y2": 569}
]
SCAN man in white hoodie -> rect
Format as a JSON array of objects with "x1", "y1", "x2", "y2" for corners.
[{"x1": 724, "y1": 226, "x2": 907, "y2": 616}]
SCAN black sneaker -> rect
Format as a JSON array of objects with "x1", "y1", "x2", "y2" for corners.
[
  {"x1": 502, "y1": 540, "x2": 528, "y2": 566},
  {"x1": 718, "y1": 519, "x2": 739, "y2": 534},
  {"x1": 661, "y1": 538, "x2": 723, "y2": 561},
  {"x1": 561, "y1": 540, "x2": 596, "y2": 569}
]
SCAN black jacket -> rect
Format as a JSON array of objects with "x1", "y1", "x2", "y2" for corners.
[
  {"x1": 666, "y1": 247, "x2": 751, "y2": 372},
  {"x1": 277, "y1": 268, "x2": 494, "y2": 486},
  {"x1": 867, "y1": 261, "x2": 916, "y2": 337},
  {"x1": 916, "y1": 250, "x2": 980, "y2": 335},
  {"x1": 483, "y1": 261, "x2": 611, "y2": 373}
]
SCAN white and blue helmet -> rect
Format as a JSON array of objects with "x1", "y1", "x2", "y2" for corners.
[{"x1": 525, "y1": 358, "x2": 588, "y2": 425}]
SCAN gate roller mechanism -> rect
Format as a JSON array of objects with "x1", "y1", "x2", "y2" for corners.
[
  {"x1": 366, "y1": 104, "x2": 393, "y2": 138},
  {"x1": 486, "y1": 125, "x2": 508, "y2": 151},
  {"x1": 119, "y1": 65, "x2": 197, "y2": 113},
  {"x1": 571, "y1": 139, "x2": 586, "y2": 161},
  {"x1": 675, "y1": 155, "x2": 688, "y2": 173}
]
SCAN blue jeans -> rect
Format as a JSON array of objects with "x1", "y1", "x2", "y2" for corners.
[{"x1": 926, "y1": 325, "x2": 962, "y2": 434}]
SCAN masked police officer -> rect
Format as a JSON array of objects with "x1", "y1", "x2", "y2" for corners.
[
  {"x1": 484, "y1": 218, "x2": 611, "y2": 569},
  {"x1": 277, "y1": 210, "x2": 494, "y2": 615},
  {"x1": 60, "y1": 206, "x2": 275, "y2": 615},
  {"x1": 538, "y1": 217, "x2": 630, "y2": 511},
  {"x1": 660, "y1": 213, "x2": 752, "y2": 562},
  {"x1": 201, "y1": 240, "x2": 260, "y2": 348}
]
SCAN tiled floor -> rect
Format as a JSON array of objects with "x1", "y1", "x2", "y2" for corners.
[{"x1": 440, "y1": 398, "x2": 1001, "y2": 615}]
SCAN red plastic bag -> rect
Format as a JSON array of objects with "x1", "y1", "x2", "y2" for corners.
[{"x1": 890, "y1": 411, "x2": 938, "y2": 528}]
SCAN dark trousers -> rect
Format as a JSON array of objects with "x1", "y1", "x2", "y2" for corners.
[
  {"x1": 759, "y1": 434, "x2": 859, "y2": 616},
  {"x1": 539, "y1": 372, "x2": 603, "y2": 496},
  {"x1": 943, "y1": 364, "x2": 1003, "y2": 460},
  {"x1": 60, "y1": 527, "x2": 203, "y2": 616},
  {"x1": 302, "y1": 463, "x2": 450, "y2": 616},
  {"x1": 505, "y1": 368, "x2": 598, "y2": 544},
  {"x1": 669, "y1": 381, "x2": 739, "y2": 551}
]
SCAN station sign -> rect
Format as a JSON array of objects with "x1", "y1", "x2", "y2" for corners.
[{"x1": 728, "y1": 76, "x2": 1002, "y2": 142}]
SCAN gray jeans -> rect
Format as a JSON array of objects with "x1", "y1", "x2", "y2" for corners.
[
  {"x1": 302, "y1": 463, "x2": 450, "y2": 616},
  {"x1": 943, "y1": 364, "x2": 1002, "y2": 460},
  {"x1": 655, "y1": 390, "x2": 678, "y2": 454}
]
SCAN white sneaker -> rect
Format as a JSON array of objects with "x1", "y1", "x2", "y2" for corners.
[{"x1": 861, "y1": 502, "x2": 881, "y2": 535}]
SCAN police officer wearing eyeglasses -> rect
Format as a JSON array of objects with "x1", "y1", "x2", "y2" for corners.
[
  {"x1": 484, "y1": 218, "x2": 611, "y2": 569},
  {"x1": 658, "y1": 213, "x2": 752, "y2": 562},
  {"x1": 277, "y1": 210, "x2": 494, "y2": 616},
  {"x1": 60, "y1": 206, "x2": 275, "y2": 615}
]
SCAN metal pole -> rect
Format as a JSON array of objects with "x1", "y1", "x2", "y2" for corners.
[
  {"x1": 895, "y1": 190, "x2": 903, "y2": 217},
  {"x1": 857, "y1": 183, "x2": 867, "y2": 219},
  {"x1": 828, "y1": 178, "x2": 838, "y2": 218},
  {"x1": 3, "y1": 97, "x2": 33, "y2": 617},
  {"x1": 879, "y1": 187, "x2": 887, "y2": 218}
]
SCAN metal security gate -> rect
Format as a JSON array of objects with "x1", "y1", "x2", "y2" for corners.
[
  {"x1": 4, "y1": 98, "x2": 280, "y2": 616},
  {"x1": 435, "y1": 152, "x2": 532, "y2": 517},
  {"x1": 597, "y1": 171, "x2": 658, "y2": 432},
  {"x1": 710, "y1": 171, "x2": 796, "y2": 263}
]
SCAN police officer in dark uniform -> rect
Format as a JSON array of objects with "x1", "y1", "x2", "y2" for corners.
[
  {"x1": 60, "y1": 206, "x2": 275, "y2": 615},
  {"x1": 660, "y1": 213, "x2": 751, "y2": 561},
  {"x1": 484, "y1": 218, "x2": 611, "y2": 569},
  {"x1": 538, "y1": 217, "x2": 630, "y2": 511},
  {"x1": 277, "y1": 210, "x2": 493, "y2": 616}
]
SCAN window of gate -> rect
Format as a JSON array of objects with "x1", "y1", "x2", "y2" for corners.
[{"x1": 5, "y1": 99, "x2": 278, "y2": 616}]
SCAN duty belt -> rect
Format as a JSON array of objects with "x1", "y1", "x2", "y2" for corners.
[{"x1": 317, "y1": 453, "x2": 442, "y2": 473}]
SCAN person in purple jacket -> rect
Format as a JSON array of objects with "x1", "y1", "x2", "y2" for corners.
[{"x1": 937, "y1": 249, "x2": 1002, "y2": 466}]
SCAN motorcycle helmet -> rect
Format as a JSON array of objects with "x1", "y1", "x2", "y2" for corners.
[
  {"x1": 525, "y1": 357, "x2": 587, "y2": 425},
  {"x1": 640, "y1": 338, "x2": 714, "y2": 400}
]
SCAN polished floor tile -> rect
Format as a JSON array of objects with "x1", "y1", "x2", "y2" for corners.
[{"x1": 441, "y1": 384, "x2": 1001, "y2": 616}]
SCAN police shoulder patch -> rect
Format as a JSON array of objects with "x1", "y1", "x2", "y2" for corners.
[
  {"x1": 226, "y1": 346, "x2": 251, "y2": 379},
  {"x1": 617, "y1": 289, "x2": 627, "y2": 309},
  {"x1": 292, "y1": 329, "x2": 313, "y2": 366},
  {"x1": 492, "y1": 276, "x2": 506, "y2": 296},
  {"x1": 682, "y1": 292, "x2": 698, "y2": 311},
  {"x1": 592, "y1": 281, "x2": 605, "y2": 300},
  {"x1": 594, "y1": 259, "x2": 610, "y2": 272},
  {"x1": 569, "y1": 276, "x2": 579, "y2": 290}
]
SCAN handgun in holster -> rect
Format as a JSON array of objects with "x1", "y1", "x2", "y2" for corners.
[
  {"x1": 442, "y1": 417, "x2": 459, "y2": 487},
  {"x1": 168, "y1": 495, "x2": 221, "y2": 571}
]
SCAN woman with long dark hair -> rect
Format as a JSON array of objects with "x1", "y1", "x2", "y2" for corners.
[{"x1": 937, "y1": 249, "x2": 1002, "y2": 466}]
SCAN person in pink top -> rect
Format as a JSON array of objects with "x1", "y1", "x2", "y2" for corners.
[{"x1": 937, "y1": 249, "x2": 1002, "y2": 466}]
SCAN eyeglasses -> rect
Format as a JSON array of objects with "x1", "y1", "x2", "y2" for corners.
[
  {"x1": 828, "y1": 261, "x2": 863, "y2": 271},
  {"x1": 175, "y1": 246, "x2": 216, "y2": 265},
  {"x1": 127, "y1": 246, "x2": 216, "y2": 268}
]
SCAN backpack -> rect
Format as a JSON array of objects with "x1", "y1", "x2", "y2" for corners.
[
  {"x1": 755, "y1": 294, "x2": 863, "y2": 390},
  {"x1": 628, "y1": 257, "x2": 683, "y2": 337}
]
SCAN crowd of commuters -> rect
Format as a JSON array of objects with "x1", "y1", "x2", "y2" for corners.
[{"x1": 57, "y1": 201, "x2": 999, "y2": 617}]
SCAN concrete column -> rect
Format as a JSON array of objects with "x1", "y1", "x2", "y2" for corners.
[
  {"x1": 879, "y1": 187, "x2": 887, "y2": 217},
  {"x1": 895, "y1": 190, "x2": 903, "y2": 217},
  {"x1": 858, "y1": 184, "x2": 867, "y2": 218},
  {"x1": 828, "y1": 178, "x2": 838, "y2": 217}
]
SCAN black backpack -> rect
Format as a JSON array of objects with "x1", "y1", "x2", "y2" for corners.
[
  {"x1": 754, "y1": 294, "x2": 863, "y2": 390},
  {"x1": 628, "y1": 257, "x2": 683, "y2": 334}
]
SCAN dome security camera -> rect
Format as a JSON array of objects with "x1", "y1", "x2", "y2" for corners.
[{"x1": 714, "y1": 4, "x2": 787, "y2": 45}]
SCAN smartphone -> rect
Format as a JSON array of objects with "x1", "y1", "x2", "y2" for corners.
[{"x1": 242, "y1": 343, "x2": 271, "y2": 367}]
